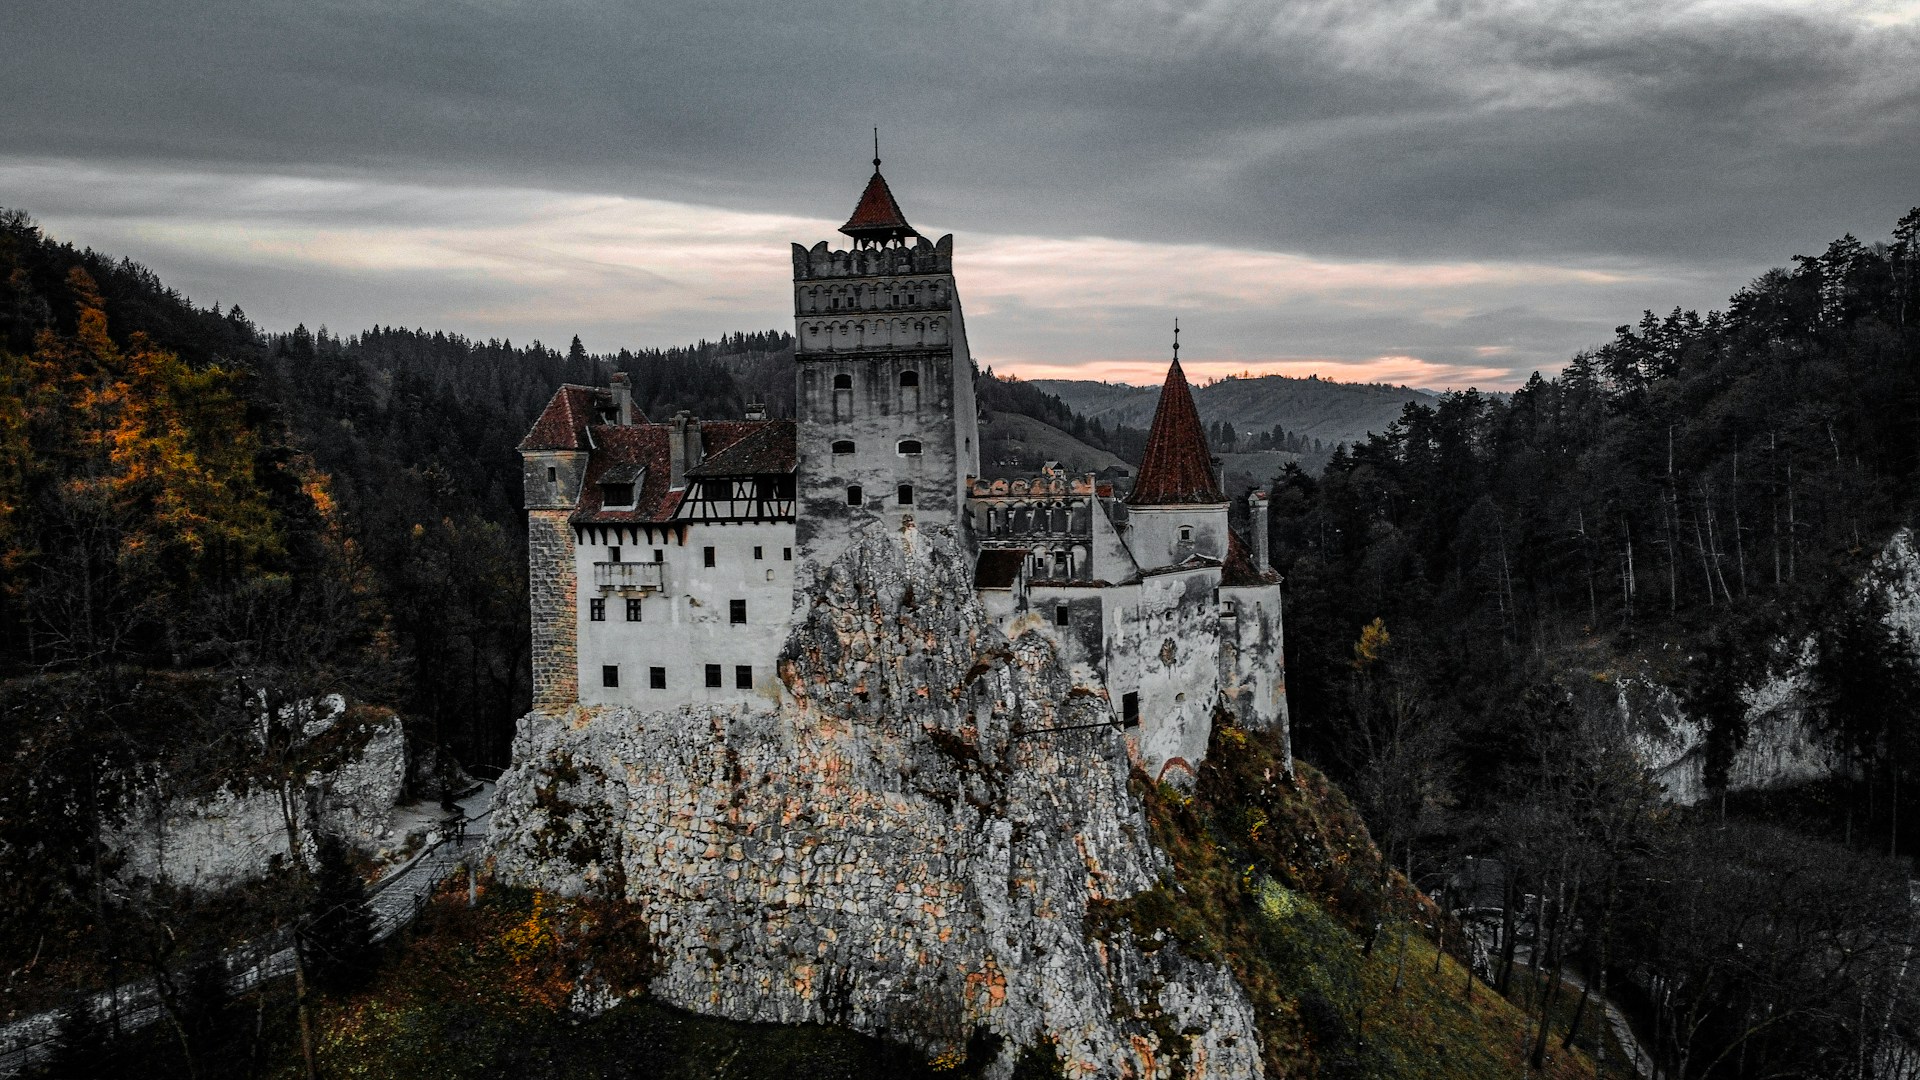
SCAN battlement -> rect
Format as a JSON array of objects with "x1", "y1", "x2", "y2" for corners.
[{"x1": 792, "y1": 235, "x2": 953, "y2": 280}]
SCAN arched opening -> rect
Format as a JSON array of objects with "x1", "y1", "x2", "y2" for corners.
[
  {"x1": 833, "y1": 373, "x2": 853, "y2": 390},
  {"x1": 899, "y1": 370, "x2": 920, "y2": 388},
  {"x1": 831, "y1": 440, "x2": 855, "y2": 455},
  {"x1": 897, "y1": 439, "x2": 922, "y2": 455}
]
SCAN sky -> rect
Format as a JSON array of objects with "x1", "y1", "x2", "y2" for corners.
[{"x1": 4, "y1": 0, "x2": 1917, "y2": 390}]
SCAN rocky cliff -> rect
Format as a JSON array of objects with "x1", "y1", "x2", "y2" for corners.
[
  {"x1": 1629, "y1": 527, "x2": 1920, "y2": 804},
  {"x1": 490, "y1": 525, "x2": 1264, "y2": 1077}
]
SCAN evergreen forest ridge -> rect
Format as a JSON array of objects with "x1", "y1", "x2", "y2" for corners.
[{"x1": 2, "y1": 202, "x2": 1920, "y2": 1077}]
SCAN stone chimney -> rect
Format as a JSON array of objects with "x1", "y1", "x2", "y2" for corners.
[
  {"x1": 668, "y1": 411, "x2": 701, "y2": 488},
  {"x1": 610, "y1": 371, "x2": 634, "y2": 425},
  {"x1": 1248, "y1": 490, "x2": 1271, "y2": 574}
]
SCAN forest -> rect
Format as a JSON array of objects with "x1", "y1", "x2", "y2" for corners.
[
  {"x1": 4, "y1": 198, "x2": 1920, "y2": 1076},
  {"x1": 1271, "y1": 208, "x2": 1920, "y2": 1076}
]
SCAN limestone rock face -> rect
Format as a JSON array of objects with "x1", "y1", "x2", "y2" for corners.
[{"x1": 490, "y1": 526, "x2": 1264, "y2": 1078}]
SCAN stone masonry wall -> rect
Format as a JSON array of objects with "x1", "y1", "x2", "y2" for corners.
[
  {"x1": 529, "y1": 509, "x2": 579, "y2": 711},
  {"x1": 491, "y1": 525, "x2": 1263, "y2": 1078}
]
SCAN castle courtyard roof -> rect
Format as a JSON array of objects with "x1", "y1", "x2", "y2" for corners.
[
  {"x1": 686, "y1": 420, "x2": 797, "y2": 478},
  {"x1": 1126, "y1": 359, "x2": 1225, "y2": 506}
]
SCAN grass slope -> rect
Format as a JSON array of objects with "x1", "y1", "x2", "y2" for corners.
[{"x1": 977, "y1": 409, "x2": 1129, "y2": 478}]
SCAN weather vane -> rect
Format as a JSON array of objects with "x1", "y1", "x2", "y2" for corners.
[{"x1": 873, "y1": 128, "x2": 881, "y2": 170}]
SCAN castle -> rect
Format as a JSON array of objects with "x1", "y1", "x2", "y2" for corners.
[{"x1": 519, "y1": 161, "x2": 1287, "y2": 783}]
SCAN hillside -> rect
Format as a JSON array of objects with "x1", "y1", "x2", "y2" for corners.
[
  {"x1": 1032, "y1": 374, "x2": 1434, "y2": 450},
  {"x1": 976, "y1": 409, "x2": 1129, "y2": 479}
]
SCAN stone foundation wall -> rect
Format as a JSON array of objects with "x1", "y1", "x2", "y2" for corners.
[{"x1": 491, "y1": 526, "x2": 1263, "y2": 1078}]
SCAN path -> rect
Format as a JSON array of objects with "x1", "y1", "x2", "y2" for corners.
[{"x1": 0, "y1": 783, "x2": 494, "y2": 1076}]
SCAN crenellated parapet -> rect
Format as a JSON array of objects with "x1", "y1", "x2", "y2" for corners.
[{"x1": 791, "y1": 235, "x2": 953, "y2": 280}]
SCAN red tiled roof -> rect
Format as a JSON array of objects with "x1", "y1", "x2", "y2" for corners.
[
  {"x1": 1127, "y1": 359, "x2": 1225, "y2": 506},
  {"x1": 574, "y1": 425, "x2": 673, "y2": 524},
  {"x1": 840, "y1": 170, "x2": 920, "y2": 243},
  {"x1": 688, "y1": 420, "x2": 797, "y2": 477},
  {"x1": 573, "y1": 419, "x2": 793, "y2": 524},
  {"x1": 1221, "y1": 529, "x2": 1279, "y2": 587},
  {"x1": 519, "y1": 384, "x2": 612, "y2": 451}
]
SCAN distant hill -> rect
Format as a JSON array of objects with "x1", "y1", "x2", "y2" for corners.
[
  {"x1": 1030, "y1": 374, "x2": 1435, "y2": 450},
  {"x1": 976, "y1": 409, "x2": 1129, "y2": 479}
]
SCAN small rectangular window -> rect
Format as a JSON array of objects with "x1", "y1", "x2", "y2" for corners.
[
  {"x1": 1055, "y1": 604, "x2": 1070, "y2": 627},
  {"x1": 589, "y1": 598, "x2": 606, "y2": 622},
  {"x1": 649, "y1": 666, "x2": 666, "y2": 689},
  {"x1": 897, "y1": 484, "x2": 915, "y2": 506},
  {"x1": 1221, "y1": 599, "x2": 1238, "y2": 619},
  {"x1": 602, "y1": 665, "x2": 619, "y2": 688},
  {"x1": 652, "y1": 548, "x2": 664, "y2": 562},
  {"x1": 783, "y1": 547, "x2": 793, "y2": 561},
  {"x1": 609, "y1": 545, "x2": 621, "y2": 563},
  {"x1": 705, "y1": 663, "x2": 723, "y2": 688},
  {"x1": 626, "y1": 597, "x2": 643, "y2": 621},
  {"x1": 1122, "y1": 692, "x2": 1140, "y2": 728},
  {"x1": 730, "y1": 599, "x2": 747, "y2": 624},
  {"x1": 704, "y1": 546, "x2": 716, "y2": 568},
  {"x1": 753, "y1": 545, "x2": 764, "y2": 560},
  {"x1": 735, "y1": 665, "x2": 753, "y2": 689},
  {"x1": 547, "y1": 466, "x2": 557, "y2": 484},
  {"x1": 847, "y1": 485, "x2": 863, "y2": 506}
]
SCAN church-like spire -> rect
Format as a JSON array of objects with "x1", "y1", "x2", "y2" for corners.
[
  {"x1": 839, "y1": 131, "x2": 920, "y2": 246},
  {"x1": 1127, "y1": 339, "x2": 1225, "y2": 506}
]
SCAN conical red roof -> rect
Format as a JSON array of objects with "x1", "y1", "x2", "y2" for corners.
[
  {"x1": 1127, "y1": 359, "x2": 1225, "y2": 505},
  {"x1": 840, "y1": 170, "x2": 920, "y2": 244}
]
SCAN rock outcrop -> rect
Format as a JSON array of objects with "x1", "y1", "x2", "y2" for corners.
[{"x1": 490, "y1": 525, "x2": 1264, "y2": 1077}]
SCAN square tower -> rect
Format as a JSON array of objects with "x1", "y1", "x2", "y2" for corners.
[{"x1": 791, "y1": 162, "x2": 980, "y2": 567}]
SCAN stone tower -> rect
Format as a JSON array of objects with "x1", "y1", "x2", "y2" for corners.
[
  {"x1": 1124, "y1": 356, "x2": 1229, "y2": 570},
  {"x1": 790, "y1": 156, "x2": 981, "y2": 567}
]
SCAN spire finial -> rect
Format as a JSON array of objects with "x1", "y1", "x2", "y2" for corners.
[
  {"x1": 873, "y1": 128, "x2": 881, "y2": 171},
  {"x1": 1173, "y1": 317, "x2": 1181, "y2": 362}
]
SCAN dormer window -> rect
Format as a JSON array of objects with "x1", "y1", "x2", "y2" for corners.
[
  {"x1": 897, "y1": 439, "x2": 922, "y2": 456},
  {"x1": 599, "y1": 463, "x2": 642, "y2": 509},
  {"x1": 833, "y1": 373, "x2": 853, "y2": 390},
  {"x1": 832, "y1": 440, "x2": 856, "y2": 455},
  {"x1": 602, "y1": 483, "x2": 635, "y2": 509}
]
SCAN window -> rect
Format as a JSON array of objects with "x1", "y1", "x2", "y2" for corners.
[
  {"x1": 1178, "y1": 525, "x2": 1194, "y2": 542},
  {"x1": 847, "y1": 485, "x2": 863, "y2": 506},
  {"x1": 602, "y1": 665, "x2": 619, "y2": 688},
  {"x1": 753, "y1": 545, "x2": 763, "y2": 560},
  {"x1": 832, "y1": 440, "x2": 856, "y2": 455},
  {"x1": 730, "y1": 599, "x2": 747, "y2": 624},
  {"x1": 652, "y1": 548, "x2": 664, "y2": 562},
  {"x1": 626, "y1": 597, "x2": 643, "y2": 621},
  {"x1": 783, "y1": 547, "x2": 793, "y2": 560},
  {"x1": 1122, "y1": 692, "x2": 1140, "y2": 728},
  {"x1": 650, "y1": 666, "x2": 666, "y2": 689},
  {"x1": 1221, "y1": 599, "x2": 1238, "y2": 619},
  {"x1": 1055, "y1": 604, "x2": 1070, "y2": 627},
  {"x1": 833, "y1": 373, "x2": 853, "y2": 390},
  {"x1": 589, "y1": 598, "x2": 606, "y2": 621},
  {"x1": 735, "y1": 665, "x2": 753, "y2": 689},
  {"x1": 602, "y1": 483, "x2": 634, "y2": 507},
  {"x1": 705, "y1": 663, "x2": 723, "y2": 688},
  {"x1": 547, "y1": 466, "x2": 557, "y2": 484},
  {"x1": 899, "y1": 370, "x2": 920, "y2": 388},
  {"x1": 897, "y1": 439, "x2": 922, "y2": 455},
  {"x1": 608, "y1": 545, "x2": 621, "y2": 563},
  {"x1": 703, "y1": 546, "x2": 716, "y2": 568},
  {"x1": 897, "y1": 484, "x2": 915, "y2": 506}
]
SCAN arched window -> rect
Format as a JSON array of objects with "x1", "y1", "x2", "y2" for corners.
[
  {"x1": 846, "y1": 485, "x2": 864, "y2": 506},
  {"x1": 833, "y1": 373, "x2": 852, "y2": 390},
  {"x1": 897, "y1": 484, "x2": 915, "y2": 506},
  {"x1": 899, "y1": 370, "x2": 920, "y2": 388},
  {"x1": 897, "y1": 439, "x2": 922, "y2": 455},
  {"x1": 831, "y1": 440, "x2": 855, "y2": 455}
]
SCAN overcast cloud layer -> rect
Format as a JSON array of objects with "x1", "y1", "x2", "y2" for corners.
[{"x1": 5, "y1": 0, "x2": 1917, "y2": 387}]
